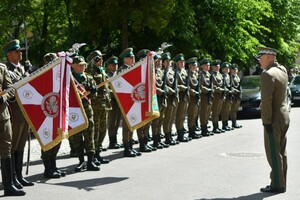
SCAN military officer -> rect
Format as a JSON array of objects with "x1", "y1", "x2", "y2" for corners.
[
  {"x1": 151, "y1": 53, "x2": 169, "y2": 149},
  {"x1": 0, "y1": 63, "x2": 25, "y2": 196},
  {"x1": 106, "y1": 56, "x2": 123, "y2": 149},
  {"x1": 258, "y1": 47, "x2": 289, "y2": 193},
  {"x1": 173, "y1": 53, "x2": 190, "y2": 142},
  {"x1": 220, "y1": 62, "x2": 233, "y2": 131},
  {"x1": 162, "y1": 52, "x2": 178, "y2": 145},
  {"x1": 2, "y1": 39, "x2": 34, "y2": 189},
  {"x1": 118, "y1": 47, "x2": 141, "y2": 157},
  {"x1": 229, "y1": 63, "x2": 243, "y2": 128},
  {"x1": 185, "y1": 57, "x2": 201, "y2": 139},
  {"x1": 86, "y1": 50, "x2": 110, "y2": 165},
  {"x1": 41, "y1": 53, "x2": 66, "y2": 179},
  {"x1": 199, "y1": 58, "x2": 213, "y2": 136},
  {"x1": 211, "y1": 59, "x2": 225, "y2": 134},
  {"x1": 70, "y1": 56, "x2": 100, "y2": 172}
]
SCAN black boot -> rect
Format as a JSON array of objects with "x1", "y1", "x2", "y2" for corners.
[
  {"x1": 14, "y1": 151, "x2": 34, "y2": 186},
  {"x1": 188, "y1": 127, "x2": 201, "y2": 139},
  {"x1": 1, "y1": 158, "x2": 26, "y2": 196},
  {"x1": 87, "y1": 153, "x2": 100, "y2": 171},
  {"x1": 165, "y1": 132, "x2": 176, "y2": 145},
  {"x1": 95, "y1": 150, "x2": 110, "y2": 164},
  {"x1": 123, "y1": 142, "x2": 136, "y2": 157},
  {"x1": 225, "y1": 121, "x2": 234, "y2": 130},
  {"x1": 232, "y1": 119, "x2": 242, "y2": 128},
  {"x1": 139, "y1": 137, "x2": 152, "y2": 152},
  {"x1": 74, "y1": 153, "x2": 87, "y2": 172},
  {"x1": 51, "y1": 155, "x2": 66, "y2": 177},
  {"x1": 11, "y1": 153, "x2": 22, "y2": 189},
  {"x1": 152, "y1": 134, "x2": 163, "y2": 149},
  {"x1": 176, "y1": 129, "x2": 189, "y2": 142},
  {"x1": 201, "y1": 125, "x2": 210, "y2": 136},
  {"x1": 43, "y1": 157, "x2": 60, "y2": 179},
  {"x1": 213, "y1": 122, "x2": 221, "y2": 134},
  {"x1": 108, "y1": 135, "x2": 120, "y2": 149},
  {"x1": 222, "y1": 121, "x2": 230, "y2": 131}
]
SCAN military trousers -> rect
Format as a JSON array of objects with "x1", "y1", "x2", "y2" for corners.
[
  {"x1": 187, "y1": 96, "x2": 198, "y2": 129},
  {"x1": 151, "y1": 96, "x2": 166, "y2": 136},
  {"x1": 122, "y1": 118, "x2": 133, "y2": 144},
  {"x1": 211, "y1": 93, "x2": 223, "y2": 123},
  {"x1": 10, "y1": 102, "x2": 29, "y2": 152},
  {"x1": 93, "y1": 106, "x2": 108, "y2": 151},
  {"x1": 200, "y1": 94, "x2": 212, "y2": 125},
  {"x1": 264, "y1": 122, "x2": 289, "y2": 189},
  {"x1": 175, "y1": 93, "x2": 189, "y2": 131},
  {"x1": 163, "y1": 97, "x2": 176, "y2": 134},
  {"x1": 108, "y1": 98, "x2": 122, "y2": 137},
  {"x1": 0, "y1": 119, "x2": 12, "y2": 158},
  {"x1": 229, "y1": 96, "x2": 241, "y2": 120},
  {"x1": 221, "y1": 96, "x2": 232, "y2": 121}
]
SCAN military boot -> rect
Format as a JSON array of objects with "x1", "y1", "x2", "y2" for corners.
[
  {"x1": 232, "y1": 119, "x2": 242, "y2": 128},
  {"x1": 165, "y1": 132, "x2": 176, "y2": 145},
  {"x1": 201, "y1": 125, "x2": 210, "y2": 137},
  {"x1": 139, "y1": 137, "x2": 152, "y2": 152},
  {"x1": 176, "y1": 129, "x2": 189, "y2": 142},
  {"x1": 225, "y1": 121, "x2": 234, "y2": 130},
  {"x1": 14, "y1": 151, "x2": 34, "y2": 186},
  {"x1": 1, "y1": 158, "x2": 26, "y2": 196},
  {"x1": 43, "y1": 157, "x2": 61, "y2": 179},
  {"x1": 108, "y1": 135, "x2": 120, "y2": 149},
  {"x1": 50, "y1": 154, "x2": 66, "y2": 177},
  {"x1": 152, "y1": 134, "x2": 164, "y2": 149},
  {"x1": 11, "y1": 154, "x2": 22, "y2": 189},
  {"x1": 95, "y1": 150, "x2": 110, "y2": 164},
  {"x1": 123, "y1": 142, "x2": 136, "y2": 157},
  {"x1": 74, "y1": 153, "x2": 87, "y2": 172},
  {"x1": 212, "y1": 122, "x2": 221, "y2": 134},
  {"x1": 87, "y1": 153, "x2": 100, "y2": 171},
  {"x1": 188, "y1": 127, "x2": 201, "y2": 139},
  {"x1": 222, "y1": 121, "x2": 231, "y2": 131}
]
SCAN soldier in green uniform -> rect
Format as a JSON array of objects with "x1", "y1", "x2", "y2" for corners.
[
  {"x1": 220, "y1": 62, "x2": 233, "y2": 131},
  {"x1": 41, "y1": 53, "x2": 67, "y2": 179},
  {"x1": 185, "y1": 57, "x2": 202, "y2": 139},
  {"x1": 118, "y1": 47, "x2": 141, "y2": 157},
  {"x1": 162, "y1": 52, "x2": 178, "y2": 145},
  {"x1": 211, "y1": 59, "x2": 225, "y2": 134},
  {"x1": 229, "y1": 63, "x2": 242, "y2": 129},
  {"x1": 106, "y1": 56, "x2": 123, "y2": 149},
  {"x1": 199, "y1": 58, "x2": 213, "y2": 136},
  {"x1": 0, "y1": 63, "x2": 25, "y2": 196},
  {"x1": 258, "y1": 47, "x2": 289, "y2": 193},
  {"x1": 86, "y1": 50, "x2": 110, "y2": 165},
  {"x1": 2, "y1": 39, "x2": 34, "y2": 189},
  {"x1": 173, "y1": 53, "x2": 190, "y2": 142},
  {"x1": 135, "y1": 49, "x2": 155, "y2": 152},
  {"x1": 151, "y1": 52, "x2": 169, "y2": 149},
  {"x1": 70, "y1": 56, "x2": 100, "y2": 172}
]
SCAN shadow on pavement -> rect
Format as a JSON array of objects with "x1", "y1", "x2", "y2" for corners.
[
  {"x1": 46, "y1": 177, "x2": 128, "y2": 191},
  {"x1": 196, "y1": 191, "x2": 278, "y2": 200}
]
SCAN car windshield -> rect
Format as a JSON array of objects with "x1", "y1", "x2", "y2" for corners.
[
  {"x1": 241, "y1": 76, "x2": 260, "y2": 89},
  {"x1": 292, "y1": 76, "x2": 300, "y2": 84}
]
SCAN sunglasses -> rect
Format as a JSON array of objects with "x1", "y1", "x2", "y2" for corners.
[{"x1": 94, "y1": 56, "x2": 103, "y2": 62}]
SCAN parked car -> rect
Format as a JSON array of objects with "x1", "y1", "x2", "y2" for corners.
[
  {"x1": 288, "y1": 75, "x2": 300, "y2": 105},
  {"x1": 238, "y1": 75, "x2": 291, "y2": 116}
]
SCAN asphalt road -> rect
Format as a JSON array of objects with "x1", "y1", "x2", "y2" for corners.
[{"x1": 2, "y1": 107, "x2": 300, "y2": 200}]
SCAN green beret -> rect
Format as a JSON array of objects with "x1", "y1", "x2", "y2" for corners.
[
  {"x1": 186, "y1": 57, "x2": 198, "y2": 65},
  {"x1": 257, "y1": 46, "x2": 278, "y2": 56},
  {"x1": 2, "y1": 39, "x2": 21, "y2": 54},
  {"x1": 73, "y1": 56, "x2": 87, "y2": 65},
  {"x1": 119, "y1": 47, "x2": 134, "y2": 59},
  {"x1": 43, "y1": 53, "x2": 58, "y2": 64},
  {"x1": 136, "y1": 49, "x2": 150, "y2": 60},
  {"x1": 86, "y1": 50, "x2": 106, "y2": 63},
  {"x1": 173, "y1": 53, "x2": 185, "y2": 62},
  {"x1": 106, "y1": 56, "x2": 118, "y2": 65},
  {"x1": 221, "y1": 62, "x2": 231, "y2": 69},
  {"x1": 231, "y1": 63, "x2": 239, "y2": 70},
  {"x1": 162, "y1": 52, "x2": 171, "y2": 62},
  {"x1": 199, "y1": 58, "x2": 210, "y2": 65},
  {"x1": 211, "y1": 59, "x2": 221, "y2": 67}
]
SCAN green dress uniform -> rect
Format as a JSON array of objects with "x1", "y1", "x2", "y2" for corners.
[
  {"x1": 185, "y1": 57, "x2": 201, "y2": 139},
  {"x1": 211, "y1": 60, "x2": 225, "y2": 134},
  {"x1": 229, "y1": 64, "x2": 242, "y2": 128},
  {"x1": 1, "y1": 41, "x2": 26, "y2": 196},
  {"x1": 3, "y1": 39, "x2": 34, "y2": 188},
  {"x1": 259, "y1": 47, "x2": 289, "y2": 192},
  {"x1": 71, "y1": 56, "x2": 100, "y2": 172},
  {"x1": 220, "y1": 62, "x2": 233, "y2": 131}
]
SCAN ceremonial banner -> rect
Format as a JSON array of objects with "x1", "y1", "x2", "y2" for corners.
[
  {"x1": 14, "y1": 55, "x2": 88, "y2": 151},
  {"x1": 109, "y1": 52, "x2": 159, "y2": 131}
]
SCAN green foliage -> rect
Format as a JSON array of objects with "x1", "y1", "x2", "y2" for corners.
[{"x1": 0, "y1": 0, "x2": 299, "y2": 71}]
